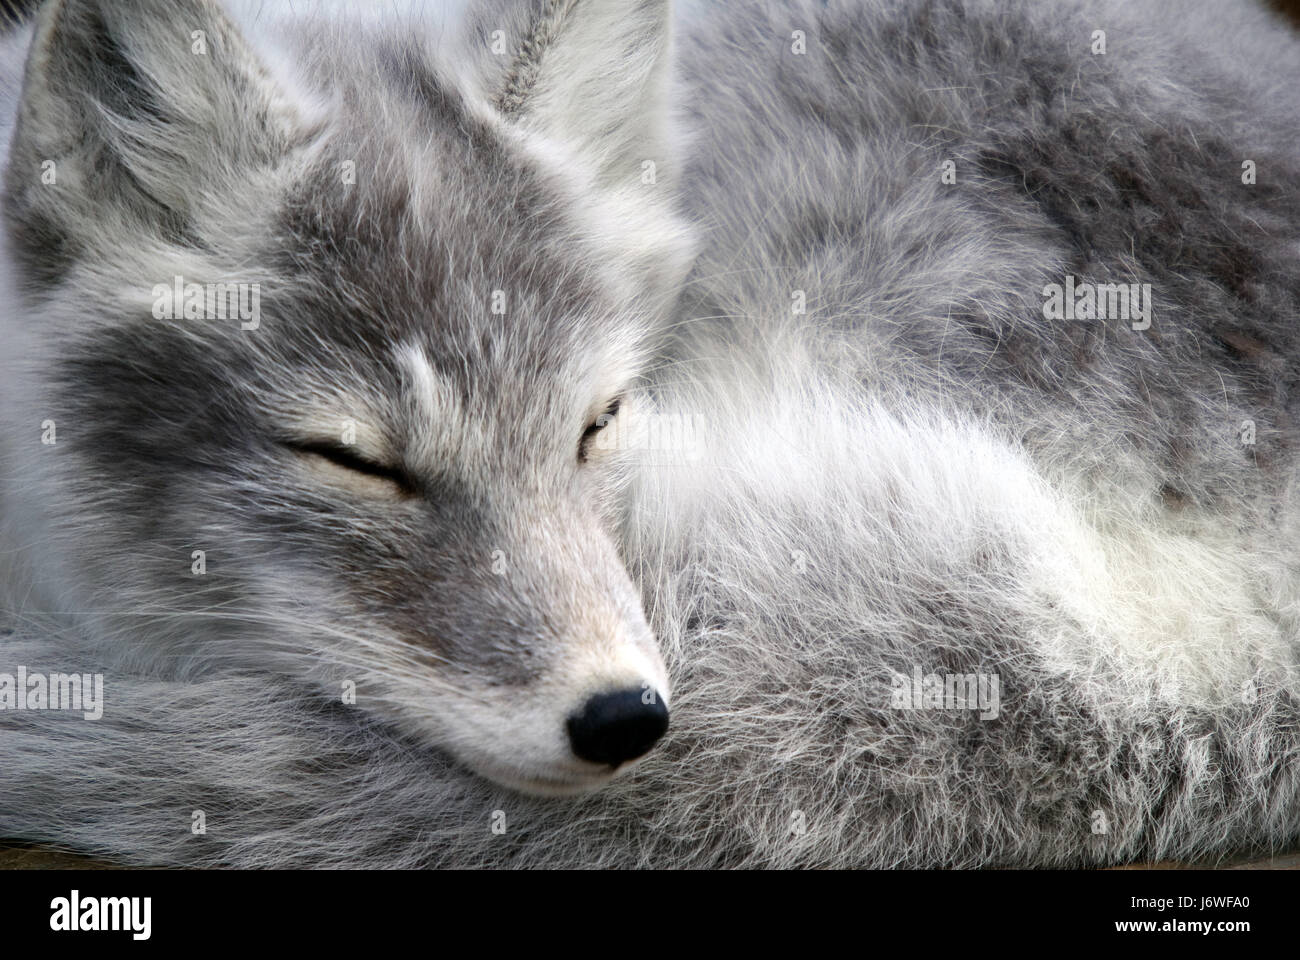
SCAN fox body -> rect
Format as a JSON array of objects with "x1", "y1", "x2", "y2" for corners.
[{"x1": 1, "y1": 0, "x2": 1300, "y2": 867}]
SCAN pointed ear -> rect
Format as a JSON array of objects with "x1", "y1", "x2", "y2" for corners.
[
  {"x1": 3, "y1": 0, "x2": 305, "y2": 285},
  {"x1": 474, "y1": 0, "x2": 677, "y2": 189},
  {"x1": 460, "y1": 0, "x2": 694, "y2": 305}
]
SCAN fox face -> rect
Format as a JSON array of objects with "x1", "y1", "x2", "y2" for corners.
[{"x1": 1, "y1": 0, "x2": 692, "y2": 793}]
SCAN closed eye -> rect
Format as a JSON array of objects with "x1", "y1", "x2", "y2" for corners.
[
  {"x1": 579, "y1": 397, "x2": 622, "y2": 462},
  {"x1": 289, "y1": 441, "x2": 419, "y2": 496}
]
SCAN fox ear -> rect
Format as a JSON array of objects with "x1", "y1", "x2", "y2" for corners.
[
  {"x1": 474, "y1": 0, "x2": 676, "y2": 189},
  {"x1": 3, "y1": 0, "x2": 305, "y2": 285},
  {"x1": 463, "y1": 0, "x2": 694, "y2": 303}
]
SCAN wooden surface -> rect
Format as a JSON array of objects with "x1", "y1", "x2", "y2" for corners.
[
  {"x1": 1111, "y1": 852, "x2": 1300, "y2": 871},
  {"x1": 1272, "y1": 0, "x2": 1300, "y2": 21},
  {"x1": 0, "y1": 845, "x2": 122, "y2": 870},
  {"x1": 2, "y1": 842, "x2": 1296, "y2": 870}
]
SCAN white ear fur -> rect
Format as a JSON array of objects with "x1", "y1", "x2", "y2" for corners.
[
  {"x1": 458, "y1": 0, "x2": 694, "y2": 308},
  {"x1": 496, "y1": 0, "x2": 674, "y2": 190},
  {"x1": 4, "y1": 0, "x2": 305, "y2": 281},
  {"x1": 460, "y1": 0, "x2": 677, "y2": 192}
]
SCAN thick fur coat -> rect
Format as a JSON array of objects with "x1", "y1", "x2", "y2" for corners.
[{"x1": 2, "y1": 0, "x2": 1300, "y2": 867}]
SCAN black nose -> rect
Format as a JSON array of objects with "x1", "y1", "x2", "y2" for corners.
[{"x1": 567, "y1": 688, "x2": 669, "y2": 767}]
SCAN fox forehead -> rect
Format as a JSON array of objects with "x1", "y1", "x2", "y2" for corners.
[
  {"x1": 272, "y1": 45, "x2": 647, "y2": 312},
  {"x1": 245, "y1": 105, "x2": 652, "y2": 422}
]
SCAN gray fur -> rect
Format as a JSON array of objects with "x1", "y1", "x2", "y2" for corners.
[{"x1": 2, "y1": 0, "x2": 1300, "y2": 867}]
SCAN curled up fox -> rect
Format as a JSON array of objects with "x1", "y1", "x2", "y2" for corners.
[{"x1": 1, "y1": 0, "x2": 1300, "y2": 868}]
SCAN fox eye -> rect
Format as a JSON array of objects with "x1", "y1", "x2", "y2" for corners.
[
  {"x1": 289, "y1": 442, "x2": 418, "y2": 496},
  {"x1": 579, "y1": 397, "x2": 622, "y2": 462}
]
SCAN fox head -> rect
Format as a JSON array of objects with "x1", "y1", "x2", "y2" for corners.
[{"x1": 0, "y1": 0, "x2": 693, "y2": 794}]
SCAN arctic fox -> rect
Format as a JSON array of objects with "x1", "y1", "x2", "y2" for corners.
[{"x1": 1, "y1": 0, "x2": 1299, "y2": 868}]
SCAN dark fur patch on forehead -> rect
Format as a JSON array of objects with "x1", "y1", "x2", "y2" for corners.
[
  {"x1": 267, "y1": 52, "x2": 630, "y2": 393},
  {"x1": 374, "y1": 42, "x2": 463, "y2": 122}
]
